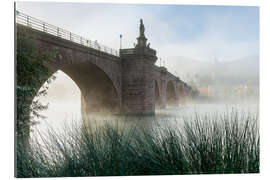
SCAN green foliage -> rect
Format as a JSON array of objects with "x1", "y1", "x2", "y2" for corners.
[
  {"x1": 16, "y1": 111, "x2": 259, "y2": 177},
  {"x1": 16, "y1": 31, "x2": 57, "y2": 139}
]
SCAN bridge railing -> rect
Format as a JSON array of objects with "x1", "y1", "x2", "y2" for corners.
[{"x1": 15, "y1": 11, "x2": 119, "y2": 57}]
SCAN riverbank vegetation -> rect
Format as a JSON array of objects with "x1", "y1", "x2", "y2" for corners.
[
  {"x1": 16, "y1": 30, "x2": 57, "y2": 140},
  {"x1": 16, "y1": 110, "x2": 259, "y2": 177}
]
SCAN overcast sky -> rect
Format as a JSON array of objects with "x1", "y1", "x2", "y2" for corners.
[{"x1": 16, "y1": 2, "x2": 259, "y2": 62}]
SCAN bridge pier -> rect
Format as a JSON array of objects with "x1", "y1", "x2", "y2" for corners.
[
  {"x1": 120, "y1": 48, "x2": 157, "y2": 115},
  {"x1": 160, "y1": 99, "x2": 166, "y2": 109},
  {"x1": 120, "y1": 19, "x2": 157, "y2": 116}
]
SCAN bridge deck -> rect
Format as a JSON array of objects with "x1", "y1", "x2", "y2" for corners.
[{"x1": 15, "y1": 10, "x2": 119, "y2": 57}]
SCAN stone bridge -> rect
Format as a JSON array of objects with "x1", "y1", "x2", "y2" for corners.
[{"x1": 16, "y1": 11, "x2": 197, "y2": 116}]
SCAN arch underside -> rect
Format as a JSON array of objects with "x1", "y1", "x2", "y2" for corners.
[
  {"x1": 166, "y1": 81, "x2": 178, "y2": 106},
  {"x1": 43, "y1": 59, "x2": 121, "y2": 117},
  {"x1": 154, "y1": 80, "x2": 161, "y2": 109},
  {"x1": 178, "y1": 86, "x2": 185, "y2": 104}
]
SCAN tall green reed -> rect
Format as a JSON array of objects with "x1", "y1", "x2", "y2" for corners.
[{"x1": 16, "y1": 110, "x2": 259, "y2": 177}]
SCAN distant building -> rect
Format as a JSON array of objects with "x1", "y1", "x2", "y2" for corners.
[
  {"x1": 198, "y1": 84, "x2": 259, "y2": 101},
  {"x1": 198, "y1": 86, "x2": 209, "y2": 97}
]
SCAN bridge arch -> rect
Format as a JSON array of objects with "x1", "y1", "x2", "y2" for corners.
[
  {"x1": 33, "y1": 59, "x2": 121, "y2": 117},
  {"x1": 53, "y1": 46, "x2": 122, "y2": 100},
  {"x1": 178, "y1": 84, "x2": 187, "y2": 105},
  {"x1": 166, "y1": 80, "x2": 177, "y2": 106},
  {"x1": 48, "y1": 57, "x2": 121, "y2": 115},
  {"x1": 17, "y1": 24, "x2": 123, "y2": 141},
  {"x1": 18, "y1": 24, "x2": 122, "y2": 105},
  {"x1": 154, "y1": 80, "x2": 161, "y2": 108}
]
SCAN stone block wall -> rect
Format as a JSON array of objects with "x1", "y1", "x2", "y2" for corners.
[{"x1": 121, "y1": 54, "x2": 156, "y2": 115}]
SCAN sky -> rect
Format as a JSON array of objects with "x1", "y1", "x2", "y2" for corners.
[{"x1": 16, "y1": 2, "x2": 259, "y2": 62}]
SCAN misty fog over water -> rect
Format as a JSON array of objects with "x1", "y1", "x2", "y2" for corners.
[
  {"x1": 31, "y1": 54, "x2": 259, "y2": 138},
  {"x1": 32, "y1": 99, "x2": 259, "y2": 138}
]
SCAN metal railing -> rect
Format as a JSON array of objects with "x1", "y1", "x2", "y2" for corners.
[{"x1": 15, "y1": 11, "x2": 119, "y2": 57}]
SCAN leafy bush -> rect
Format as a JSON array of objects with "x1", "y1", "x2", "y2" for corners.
[{"x1": 16, "y1": 27, "x2": 57, "y2": 139}]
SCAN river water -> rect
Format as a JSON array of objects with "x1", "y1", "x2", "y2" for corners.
[{"x1": 31, "y1": 101, "x2": 259, "y2": 138}]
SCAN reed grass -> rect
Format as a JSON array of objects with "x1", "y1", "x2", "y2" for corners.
[{"x1": 15, "y1": 110, "x2": 259, "y2": 177}]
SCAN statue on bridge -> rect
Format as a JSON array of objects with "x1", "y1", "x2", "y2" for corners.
[
  {"x1": 136, "y1": 18, "x2": 148, "y2": 48},
  {"x1": 140, "y1": 19, "x2": 145, "y2": 37}
]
